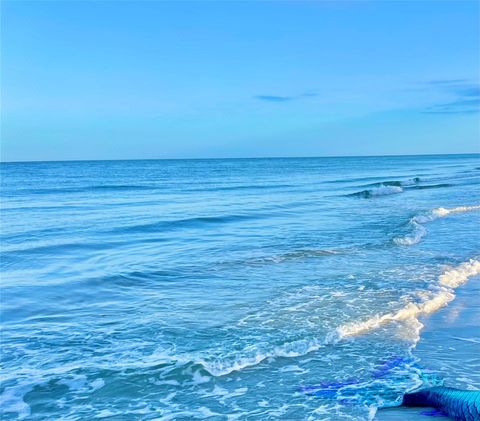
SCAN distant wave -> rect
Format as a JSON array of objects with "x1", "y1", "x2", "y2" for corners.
[
  {"x1": 241, "y1": 249, "x2": 340, "y2": 266},
  {"x1": 87, "y1": 185, "x2": 155, "y2": 192},
  {"x1": 1, "y1": 241, "x2": 112, "y2": 257},
  {"x1": 21, "y1": 183, "x2": 297, "y2": 196},
  {"x1": 362, "y1": 177, "x2": 421, "y2": 188},
  {"x1": 394, "y1": 205, "x2": 480, "y2": 246},
  {"x1": 408, "y1": 183, "x2": 453, "y2": 190},
  {"x1": 325, "y1": 175, "x2": 429, "y2": 186},
  {"x1": 347, "y1": 185, "x2": 404, "y2": 198},
  {"x1": 347, "y1": 177, "x2": 420, "y2": 198},
  {"x1": 9, "y1": 185, "x2": 156, "y2": 196},
  {"x1": 188, "y1": 184, "x2": 294, "y2": 193},
  {"x1": 336, "y1": 258, "x2": 480, "y2": 339},
  {"x1": 325, "y1": 175, "x2": 401, "y2": 185},
  {"x1": 114, "y1": 213, "x2": 266, "y2": 234},
  {"x1": 347, "y1": 178, "x2": 455, "y2": 199}
]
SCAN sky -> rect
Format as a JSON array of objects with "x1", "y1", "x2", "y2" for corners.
[{"x1": 1, "y1": 0, "x2": 479, "y2": 161}]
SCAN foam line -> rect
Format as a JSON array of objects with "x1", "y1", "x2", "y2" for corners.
[
  {"x1": 195, "y1": 258, "x2": 480, "y2": 376},
  {"x1": 433, "y1": 205, "x2": 480, "y2": 217},
  {"x1": 394, "y1": 205, "x2": 480, "y2": 246},
  {"x1": 337, "y1": 259, "x2": 480, "y2": 339}
]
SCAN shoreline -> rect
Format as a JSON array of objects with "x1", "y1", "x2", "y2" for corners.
[{"x1": 376, "y1": 274, "x2": 480, "y2": 420}]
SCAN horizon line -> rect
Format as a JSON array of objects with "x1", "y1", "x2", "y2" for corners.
[{"x1": 1, "y1": 151, "x2": 479, "y2": 164}]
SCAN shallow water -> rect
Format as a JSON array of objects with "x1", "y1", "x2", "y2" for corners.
[{"x1": 1, "y1": 155, "x2": 479, "y2": 420}]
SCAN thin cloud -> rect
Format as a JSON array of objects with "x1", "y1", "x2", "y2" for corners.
[
  {"x1": 255, "y1": 95, "x2": 295, "y2": 102},
  {"x1": 457, "y1": 85, "x2": 480, "y2": 97},
  {"x1": 423, "y1": 79, "x2": 480, "y2": 114},
  {"x1": 255, "y1": 91, "x2": 318, "y2": 103},
  {"x1": 428, "y1": 79, "x2": 469, "y2": 85},
  {"x1": 424, "y1": 98, "x2": 480, "y2": 114},
  {"x1": 300, "y1": 91, "x2": 319, "y2": 98}
]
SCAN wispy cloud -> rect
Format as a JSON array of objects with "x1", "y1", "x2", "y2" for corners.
[
  {"x1": 255, "y1": 91, "x2": 318, "y2": 103},
  {"x1": 255, "y1": 95, "x2": 295, "y2": 102},
  {"x1": 424, "y1": 98, "x2": 480, "y2": 114},
  {"x1": 428, "y1": 79, "x2": 469, "y2": 86},
  {"x1": 423, "y1": 79, "x2": 480, "y2": 114}
]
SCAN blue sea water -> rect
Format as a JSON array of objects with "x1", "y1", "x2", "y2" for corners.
[{"x1": 1, "y1": 154, "x2": 479, "y2": 420}]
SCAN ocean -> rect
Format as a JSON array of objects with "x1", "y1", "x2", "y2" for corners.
[{"x1": 1, "y1": 154, "x2": 479, "y2": 420}]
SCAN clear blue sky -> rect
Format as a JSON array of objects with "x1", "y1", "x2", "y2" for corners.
[{"x1": 2, "y1": 0, "x2": 479, "y2": 161}]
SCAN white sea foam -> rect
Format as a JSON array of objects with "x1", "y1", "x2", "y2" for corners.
[
  {"x1": 144, "y1": 258, "x2": 480, "y2": 379},
  {"x1": 349, "y1": 184, "x2": 404, "y2": 198},
  {"x1": 393, "y1": 222, "x2": 427, "y2": 246},
  {"x1": 394, "y1": 205, "x2": 480, "y2": 245},
  {"x1": 367, "y1": 185, "x2": 403, "y2": 196},
  {"x1": 197, "y1": 335, "x2": 331, "y2": 377},
  {"x1": 191, "y1": 370, "x2": 211, "y2": 385},
  {"x1": 337, "y1": 259, "x2": 480, "y2": 339},
  {"x1": 433, "y1": 205, "x2": 480, "y2": 217},
  {"x1": 89, "y1": 378, "x2": 105, "y2": 392},
  {"x1": 0, "y1": 383, "x2": 34, "y2": 420},
  {"x1": 193, "y1": 258, "x2": 480, "y2": 377},
  {"x1": 438, "y1": 258, "x2": 480, "y2": 287}
]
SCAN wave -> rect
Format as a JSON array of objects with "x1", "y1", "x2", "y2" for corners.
[
  {"x1": 394, "y1": 205, "x2": 480, "y2": 245},
  {"x1": 408, "y1": 183, "x2": 453, "y2": 190},
  {"x1": 363, "y1": 177, "x2": 421, "y2": 188},
  {"x1": 347, "y1": 185, "x2": 404, "y2": 198},
  {"x1": 348, "y1": 177, "x2": 421, "y2": 198},
  {"x1": 394, "y1": 222, "x2": 427, "y2": 246},
  {"x1": 113, "y1": 213, "x2": 266, "y2": 234},
  {"x1": 5, "y1": 185, "x2": 157, "y2": 196},
  {"x1": 326, "y1": 175, "x2": 423, "y2": 185},
  {"x1": 190, "y1": 184, "x2": 294, "y2": 193},
  {"x1": 348, "y1": 180, "x2": 455, "y2": 199},
  {"x1": 240, "y1": 249, "x2": 340, "y2": 266},
  {"x1": 88, "y1": 185, "x2": 155, "y2": 192},
  {"x1": 1, "y1": 241, "x2": 117, "y2": 257},
  {"x1": 7, "y1": 260, "x2": 478, "y2": 393},
  {"x1": 336, "y1": 259, "x2": 480, "y2": 339},
  {"x1": 432, "y1": 205, "x2": 480, "y2": 217},
  {"x1": 172, "y1": 259, "x2": 480, "y2": 377},
  {"x1": 197, "y1": 336, "x2": 333, "y2": 377},
  {"x1": 325, "y1": 176, "x2": 389, "y2": 184}
]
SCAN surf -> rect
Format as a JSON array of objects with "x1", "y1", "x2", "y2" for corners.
[
  {"x1": 336, "y1": 259, "x2": 480, "y2": 338},
  {"x1": 394, "y1": 205, "x2": 480, "y2": 246}
]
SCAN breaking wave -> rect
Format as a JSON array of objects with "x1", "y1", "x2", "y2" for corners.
[
  {"x1": 348, "y1": 185, "x2": 404, "y2": 198},
  {"x1": 348, "y1": 178, "x2": 453, "y2": 199},
  {"x1": 163, "y1": 258, "x2": 480, "y2": 378},
  {"x1": 197, "y1": 336, "x2": 333, "y2": 377},
  {"x1": 169, "y1": 258, "x2": 480, "y2": 378},
  {"x1": 394, "y1": 205, "x2": 480, "y2": 245},
  {"x1": 336, "y1": 259, "x2": 480, "y2": 339},
  {"x1": 431, "y1": 205, "x2": 480, "y2": 217}
]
